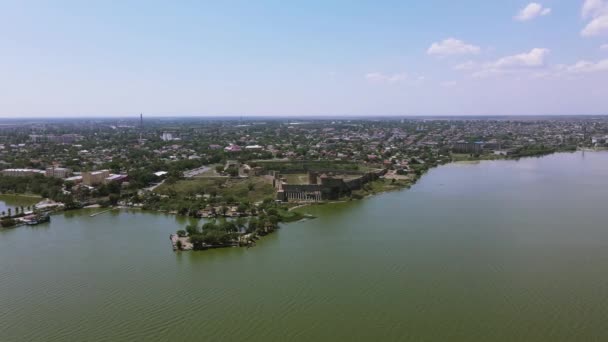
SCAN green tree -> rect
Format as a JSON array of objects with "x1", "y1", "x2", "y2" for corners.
[
  {"x1": 219, "y1": 220, "x2": 237, "y2": 233},
  {"x1": 268, "y1": 215, "x2": 279, "y2": 225},
  {"x1": 235, "y1": 217, "x2": 247, "y2": 229},
  {"x1": 109, "y1": 194, "x2": 120, "y2": 206},
  {"x1": 185, "y1": 224, "x2": 199, "y2": 236},
  {"x1": 247, "y1": 218, "x2": 258, "y2": 233},
  {"x1": 1, "y1": 218, "x2": 16, "y2": 227},
  {"x1": 202, "y1": 221, "x2": 219, "y2": 232}
]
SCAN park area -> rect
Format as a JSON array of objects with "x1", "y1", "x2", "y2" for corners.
[{"x1": 155, "y1": 177, "x2": 275, "y2": 203}]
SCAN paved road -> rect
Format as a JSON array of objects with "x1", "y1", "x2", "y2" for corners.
[{"x1": 183, "y1": 166, "x2": 210, "y2": 178}]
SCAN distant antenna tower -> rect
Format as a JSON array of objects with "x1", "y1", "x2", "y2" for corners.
[{"x1": 139, "y1": 113, "x2": 143, "y2": 144}]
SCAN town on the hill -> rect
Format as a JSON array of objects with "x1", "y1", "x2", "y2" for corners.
[{"x1": 0, "y1": 116, "x2": 605, "y2": 248}]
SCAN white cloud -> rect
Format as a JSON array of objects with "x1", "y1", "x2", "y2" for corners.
[
  {"x1": 582, "y1": 16, "x2": 608, "y2": 36},
  {"x1": 453, "y1": 61, "x2": 477, "y2": 71},
  {"x1": 427, "y1": 38, "x2": 480, "y2": 56},
  {"x1": 490, "y1": 48, "x2": 550, "y2": 68},
  {"x1": 582, "y1": 0, "x2": 608, "y2": 19},
  {"x1": 365, "y1": 72, "x2": 407, "y2": 84},
  {"x1": 454, "y1": 48, "x2": 550, "y2": 78},
  {"x1": 440, "y1": 81, "x2": 457, "y2": 87},
  {"x1": 581, "y1": 0, "x2": 608, "y2": 36},
  {"x1": 514, "y1": 3, "x2": 551, "y2": 21},
  {"x1": 601, "y1": 43, "x2": 608, "y2": 50},
  {"x1": 514, "y1": 58, "x2": 608, "y2": 79},
  {"x1": 562, "y1": 59, "x2": 608, "y2": 73}
]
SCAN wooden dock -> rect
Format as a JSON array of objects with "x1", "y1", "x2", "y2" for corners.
[{"x1": 89, "y1": 208, "x2": 116, "y2": 217}]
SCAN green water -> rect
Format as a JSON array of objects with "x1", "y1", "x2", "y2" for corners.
[{"x1": 2, "y1": 152, "x2": 608, "y2": 341}]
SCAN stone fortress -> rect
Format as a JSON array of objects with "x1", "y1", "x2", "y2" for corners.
[{"x1": 269, "y1": 169, "x2": 386, "y2": 202}]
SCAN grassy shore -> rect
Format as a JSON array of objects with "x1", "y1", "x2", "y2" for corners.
[
  {"x1": 0, "y1": 194, "x2": 42, "y2": 207},
  {"x1": 451, "y1": 153, "x2": 504, "y2": 162}
]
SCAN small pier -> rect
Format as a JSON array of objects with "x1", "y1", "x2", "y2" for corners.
[{"x1": 89, "y1": 208, "x2": 116, "y2": 217}]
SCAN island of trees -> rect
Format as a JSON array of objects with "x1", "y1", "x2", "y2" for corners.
[{"x1": 172, "y1": 201, "x2": 304, "y2": 250}]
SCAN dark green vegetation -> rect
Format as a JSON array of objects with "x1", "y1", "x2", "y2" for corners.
[
  {"x1": 0, "y1": 174, "x2": 63, "y2": 198},
  {"x1": 350, "y1": 178, "x2": 413, "y2": 199},
  {"x1": 184, "y1": 216, "x2": 279, "y2": 249},
  {"x1": 145, "y1": 177, "x2": 275, "y2": 215},
  {"x1": 450, "y1": 153, "x2": 504, "y2": 162},
  {"x1": 0, "y1": 217, "x2": 16, "y2": 227},
  {"x1": 0, "y1": 175, "x2": 80, "y2": 209},
  {"x1": 254, "y1": 160, "x2": 363, "y2": 172},
  {"x1": 451, "y1": 144, "x2": 578, "y2": 162},
  {"x1": 0, "y1": 195, "x2": 40, "y2": 227},
  {"x1": 175, "y1": 202, "x2": 304, "y2": 250},
  {"x1": 511, "y1": 144, "x2": 577, "y2": 158}
]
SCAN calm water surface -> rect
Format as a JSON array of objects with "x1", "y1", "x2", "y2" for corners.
[{"x1": 2, "y1": 152, "x2": 608, "y2": 341}]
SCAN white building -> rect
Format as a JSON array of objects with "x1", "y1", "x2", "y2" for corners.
[
  {"x1": 45, "y1": 167, "x2": 72, "y2": 179},
  {"x1": 1, "y1": 169, "x2": 45, "y2": 177}
]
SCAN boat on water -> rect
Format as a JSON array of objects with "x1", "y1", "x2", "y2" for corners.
[{"x1": 24, "y1": 213, "x2": 50, "y2": 226}]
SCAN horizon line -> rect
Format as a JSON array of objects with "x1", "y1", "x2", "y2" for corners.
[{"x1": 1, "y1": 113, "x2": 607, "y2": 120}]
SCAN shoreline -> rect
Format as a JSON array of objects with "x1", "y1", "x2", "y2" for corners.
[
  {"x1": 0, "y1": 150, "x2": 588, "y2": 245},
  {"x1": 289, "y1": 149, "x2": 585, "y2": 214}
]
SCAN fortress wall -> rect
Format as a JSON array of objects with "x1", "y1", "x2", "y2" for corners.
[{"x1": 272, "y1": 168, "x2": 387, "y2": 202}]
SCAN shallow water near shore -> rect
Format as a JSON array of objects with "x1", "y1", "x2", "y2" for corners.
[{"x1": 2, "y1": 151, "x2": 608, "y2": 341}]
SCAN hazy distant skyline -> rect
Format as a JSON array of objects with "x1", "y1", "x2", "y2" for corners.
[{"x1": 1, "y1": 1, "x2": 607, "y2": 117}]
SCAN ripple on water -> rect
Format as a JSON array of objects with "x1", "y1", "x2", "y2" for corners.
[{"x1": 3, "y1": 153, "x2": 608, "y2": 341}]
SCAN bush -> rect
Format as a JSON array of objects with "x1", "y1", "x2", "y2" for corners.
[
  {"x1": 1, "y1": 218, "x2": 17, "y2": 228},
  {"x1": 351, "y1": 193, "x2": 364, "y2": 200},
  {"x1": 185, "y1": 224, "x2": 199, "y2": 235}
]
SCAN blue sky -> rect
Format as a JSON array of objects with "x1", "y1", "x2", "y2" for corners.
[{"x1": 0, "y1": 0, "x2": 607, "y2": 117}]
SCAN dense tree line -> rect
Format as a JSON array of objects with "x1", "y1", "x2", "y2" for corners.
[
  {"x1": 0, "y1": 175, "x2": 63, "y2": 198},
  {"x1": 179, "y1": 214, "x2": 280, "y2": 250},
  {"x1": 0, "y1": 175, "x2": 82, "y2": 209}
]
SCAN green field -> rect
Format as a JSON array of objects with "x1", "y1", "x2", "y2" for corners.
[
  {"x1": 255, "y1": 160, "x2": 365, "y2": 172},
  {"x1": 155, "y1": 177, "x2": 275, "y2": 203},
  {"x1": 283, "y1": 174, "x2": 310, "y2": 184}
]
